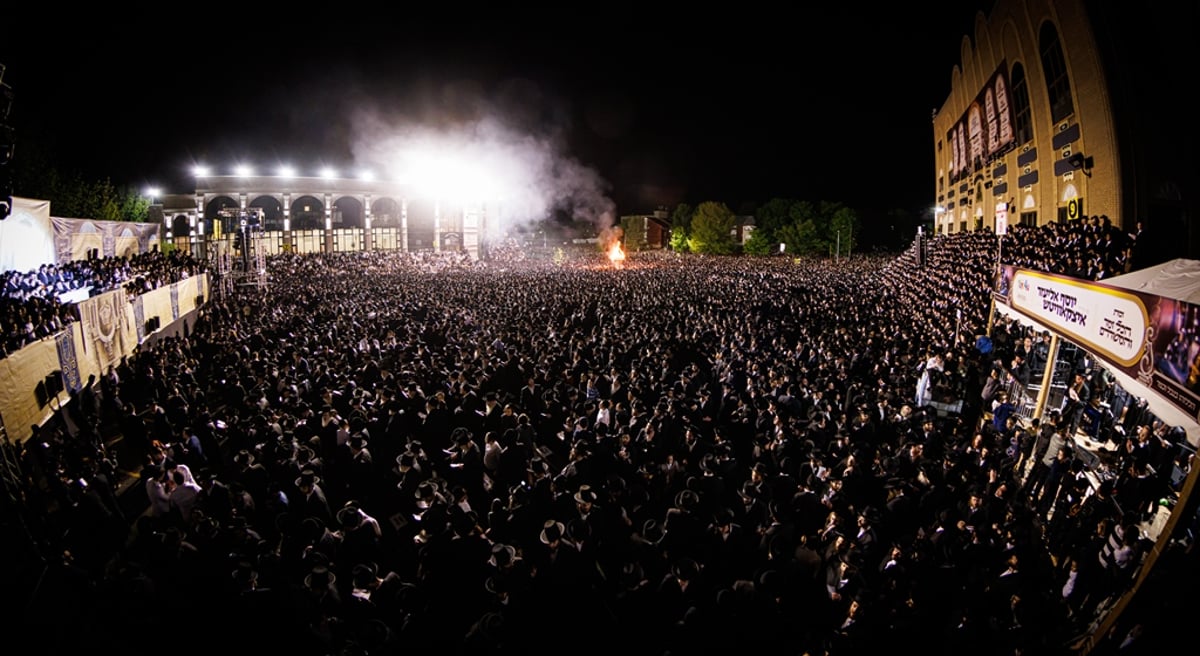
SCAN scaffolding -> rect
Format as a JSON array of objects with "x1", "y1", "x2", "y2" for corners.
[{"x1": 212, "y1": 208, "x2": 268, "y2": 295}]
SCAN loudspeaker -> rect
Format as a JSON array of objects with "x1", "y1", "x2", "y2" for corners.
[
  {"x1": 45, "y1": 371, "x2": 63, "y2": 397},
  {"x1": 34, "y1": 380, "x2": 48, "y2": 407},
  {"x1": 145, "y1": 316, "x2": 161, "y2": 333},
  {"x1": 196, "y1": 295, "x2": 205, "y2": 306}
]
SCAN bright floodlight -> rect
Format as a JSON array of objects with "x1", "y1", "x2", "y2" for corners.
[
  {"x1": 359, "y1": 170, "x2": 376, "y2": 182},
  {"x1": 235, "y1": 164, "x2": 254, "y2": 177},
  {"x1": 278, "y1": 165, "x2": 296, "y2": 178},
  {"x1": 193, "y1": 165, "x2": 210, "y2": 177},
  {"x1": 145, "y1": 186, "x2": 161, "y2": 199},
  {"x1": 319, "y1": 167, "x2": 338, "y2": 179},
  {"x1": 389, "y1": 145, "x2": 503, "y2": 203}
]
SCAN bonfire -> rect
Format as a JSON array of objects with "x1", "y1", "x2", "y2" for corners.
[{"x1": 608, "y1": 241, "x2": 626, "y2": 268}]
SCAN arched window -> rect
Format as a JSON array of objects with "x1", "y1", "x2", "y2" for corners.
[
  {"x1": 1010, "y1": 63, "x2": 1034, "y2": 145},
  {"x1": 1039, "y1": 21, "x2": 1075, "y2": 123}
]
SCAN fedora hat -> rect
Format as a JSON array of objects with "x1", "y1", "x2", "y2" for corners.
[
  {"x1": 304, "y1": 564, "x2": 336, "y2": 590},
  {"x1": 488, "y1": 543, "x2": 518, "y2": 568},
  {"x1": 414, "y1": 480, "x2": 437, "y2": 499},
  {"x1": 672, "y1": 557, "x2": 700, "y2": 582},
  {"x1": 395, "y1": 451, "x2": 417, "y2": 472},
  {"x1": 540, "y1": 519, "x2": 565, "y2": 545},
  {"x1": 674, "y1": 489, "x2": 700, "y2": 511},
  {"x1": 527, "y1": 458, "x2": 550, "y2": 476},
  {"x1": 337, "y1": 503, "x2": 365, "y2": 529},
  {"x1": 574, "y1": 485, "x2": 597, "y2": 505},
  {"x1": 295, "y1": 469, "x2": 320, "y2": 489},
  {"x1": 641, "y1": 519, "x2": 664, "y2": 543},
  {"x1": 352, "y1": 562, "x2": 379, "y2": 588}
]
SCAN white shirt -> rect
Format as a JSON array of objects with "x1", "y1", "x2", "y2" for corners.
[{"x1": 146, "y1": 477, "x2": 171, "y2": 517}]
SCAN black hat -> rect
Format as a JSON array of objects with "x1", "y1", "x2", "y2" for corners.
[
  {"x1": 352, "y1": 562, "x2": 379, "y2": 588},
  {"x1": 574, "y1": 485, "x2": 597, "y2": 505},
  {"x1": 675, "y1": 489, "x2": 700, "y2": 511},
  {"x1": 304, "y1": 564, "x2": 336, "y2": 590},
  {"x1": 450, "y1": 508, "x2": 478, "y2": 536},
  {"x1": 641, "y1": 519, "x2": 664, "y2": 543},
  {"x1": 672, "y1": 557, "x2": 700, "y2": 582},
  {"x1": 540, "y1": 519, "x2": 565, "y2": 545},
  {"x1": 295, "y1": 469, "x2": 320, "y2": 489},
  {"x1": 489, "y1": 543, "x2": 518, "y2": 568},
  {"x1": 415, "y1": 481, "x2": 438, "y2": 508},
  {"x1": 396, "y1": 451, "x2": 416, "y2": 472},
  {"x1": 337, "y1": 503, "x2": 365, "y2": 529}
]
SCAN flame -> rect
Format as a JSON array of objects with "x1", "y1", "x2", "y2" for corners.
[{"x1": 607, "y1": 241, "x2": 626, "y2": 267}]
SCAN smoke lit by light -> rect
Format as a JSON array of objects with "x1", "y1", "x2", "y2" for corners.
[{"x1": 350, "y1": 110, "x2": 616, "y2": 237}]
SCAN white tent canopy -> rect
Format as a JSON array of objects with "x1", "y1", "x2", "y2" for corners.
[{"x1": 1103, "y1": 257, "x2": 1200, "y2": 304}]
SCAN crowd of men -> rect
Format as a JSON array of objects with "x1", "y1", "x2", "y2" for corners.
[
  {"x1": 1001, "y1": 214, "x2": 1146, "y2": 281},
  {"x1": 0, "y1": 250, "x2": 205, "y2": 357},
  {"x1": 6, "y1": 220, "x2": 1193, "y2": 656}
]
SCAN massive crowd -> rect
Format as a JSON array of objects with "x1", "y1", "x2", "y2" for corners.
[{"x1": 7, "y1": 221, "x2": 1194, "y2": 656}]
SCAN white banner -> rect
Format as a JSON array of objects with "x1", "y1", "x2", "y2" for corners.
[{"x1": 1009, "y1": 269, "x2": 1148, "y2": 367}]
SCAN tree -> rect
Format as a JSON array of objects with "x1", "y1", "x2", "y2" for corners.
[
  {"x1": 687, "y1": 201, "x2": 737, "y2": 255},
  {"x1": 742, "y1": 226, "x2": 777, "y2": 255},
  {"x1": 756, "y1": 198, "x2": 795, "y2": 240},
  {"x1": 777, "y1": 218, "x2": 824, "y2": 256},
  {"x1": 669, "y1": 202, "x2": 693, "y2": 252}
]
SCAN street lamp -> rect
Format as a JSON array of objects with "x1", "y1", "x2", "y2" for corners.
[{"x1": 146, "y1": 186, "x2": 161, "y2": 205}]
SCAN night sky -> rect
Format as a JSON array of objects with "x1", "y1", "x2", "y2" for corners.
[{"x1": 1, "y1": 6, "x2": 992, "y2": 219}]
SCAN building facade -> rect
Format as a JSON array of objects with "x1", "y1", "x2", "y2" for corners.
[
  {"x1": 932, "y1": 0, "x2": 1195, "y2": 261},
  {"x1": 162, "y1": 175, "x2": 499, "y2": 260}
]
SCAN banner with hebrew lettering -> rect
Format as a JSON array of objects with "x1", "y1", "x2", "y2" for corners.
[{"x1": 999, "y1": 265, "x2": 1200, "y2": 421}]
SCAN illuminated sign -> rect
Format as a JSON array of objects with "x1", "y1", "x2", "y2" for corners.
[{"x1": 1009, "y1": 269, "x2": 1148, "y2": 367}]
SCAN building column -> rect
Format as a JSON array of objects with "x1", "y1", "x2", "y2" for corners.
[
  {"x1": 363, "y1": 194, "x2": 372, "y2": 252},
  {"x1": 463, "y1": 202, "x2": 480, "y2": 261},
  {"x1": 433, "y1": 200, "x2": 441, "y2": 252},
  {"x1": 401, "y1": 198, "x2": 409, "y2": 252},
  {"x1": 324, "y1": 193, "x2": 334, "y2": 254},
  {"x1": 282, "y1": 193, "x2": 292, "y2": 252}
]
